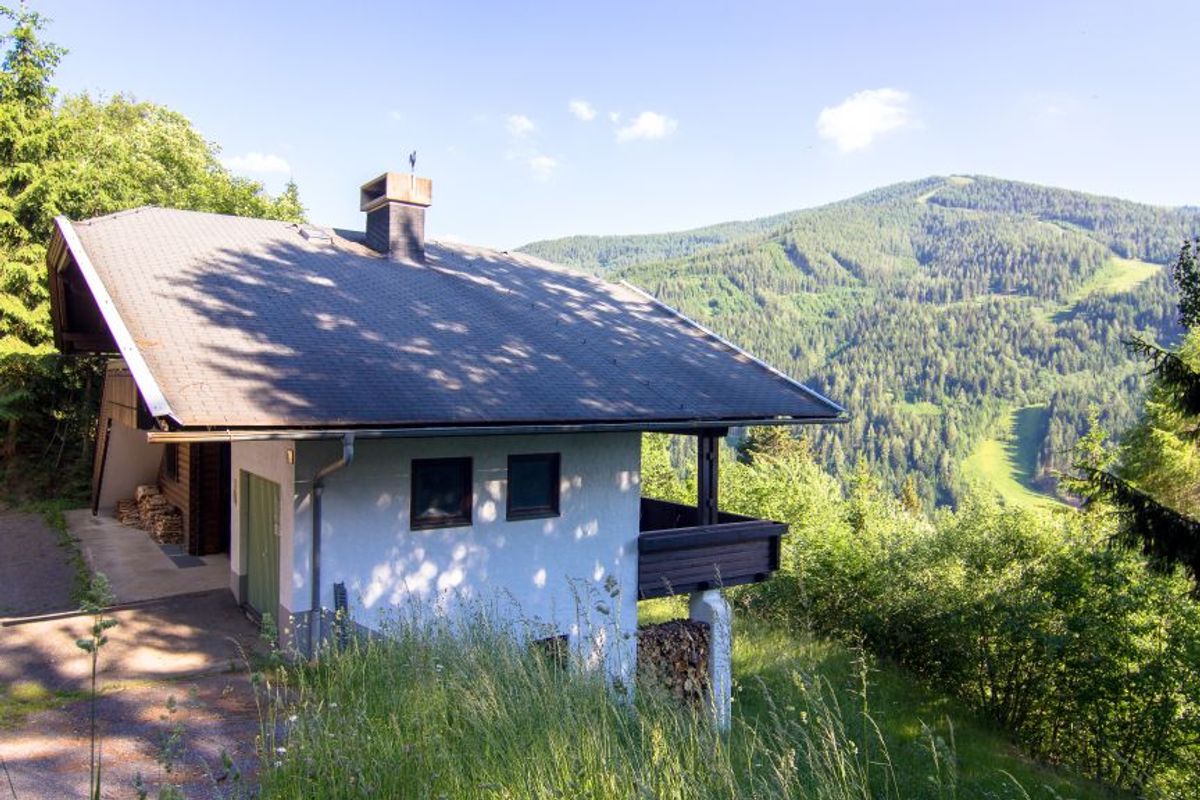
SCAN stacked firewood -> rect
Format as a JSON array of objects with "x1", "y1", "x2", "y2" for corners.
[
  {"x1": 637, "y1": 619, "x2": 710, "y2": 704},
  {"x1": 115, "y1": 498, "x2": 140, "y2": 525},
  {"x1": 150, "y1": 510, "x2": 183, "y2": 544},
  {"x1": 114, "y1": 485, "x2": 184, "y2": 545}
]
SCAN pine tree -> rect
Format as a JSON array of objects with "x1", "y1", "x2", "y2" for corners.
[
  {"x1": 1070, "y1": 243, "x2": 1200, "y2": 587},
  {"x1": 739, "y1": 425, "x2": 809, "y2": 464},
  {"x1": 899, "y1": 474, "x2": 922, "y2": 514}
]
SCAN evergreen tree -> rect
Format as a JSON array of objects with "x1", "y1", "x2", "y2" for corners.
[
  {"x1": 739, "y1": 425, "x2": 809, "y2": 464},
  {"x1": 1071, "y1": 243, "x2": 1200, "y2": 586},
  {"x1": 0, "y1": 10, "x2": 306, "y2": 497},
  {"x1": 899, "y1": 474, "x2": 923, "y2": 514}
]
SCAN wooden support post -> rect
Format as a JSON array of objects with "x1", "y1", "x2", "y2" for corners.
[
  {"x1": 91, "y1": 417, "x2": 112, "y2": 517},
  {"x1": 697, "y1": 428, "x2": 721, "y2": 526}
]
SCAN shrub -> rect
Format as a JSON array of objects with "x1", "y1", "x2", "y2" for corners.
[
  {"x1": 646, "y1": 434, "x2": 1200, "y2": 792},
  {"x1": 713, "y1": 448, "x2": 1200, "y2": 796}
]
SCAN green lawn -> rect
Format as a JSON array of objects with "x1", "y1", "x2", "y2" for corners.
[
  {"x1": 1037, "y1": 256, "x2": 1162, "y2": 324},
  {"x1": 641, "y1": 599, "x2": 1123, "y2": 800},
  {"x1": 0, "y1": 681, "x2": 88, "y2": 729},
  {"x1": 1070, "y1": 256, "x2": 1161, "y2": 302},
  {"x1": 961, "y1": 405, "x2": 1060, "y2": 510}
]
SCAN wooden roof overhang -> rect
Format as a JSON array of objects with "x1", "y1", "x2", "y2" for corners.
[
  {"x1": 47, "y1": 217, "x2": 174, "y2": 421},
  {"x1": 47, "y1": 226, "x2": 118, "y2": 354}
]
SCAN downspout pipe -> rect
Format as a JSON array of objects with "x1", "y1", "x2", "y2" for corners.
[{"x1": 309, "y1": 433, "x2": 355, "y2": 657}]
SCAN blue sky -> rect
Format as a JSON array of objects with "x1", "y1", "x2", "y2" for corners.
[{"x1": 34, "y1": 1, "x2": 1200, "y2": 248}]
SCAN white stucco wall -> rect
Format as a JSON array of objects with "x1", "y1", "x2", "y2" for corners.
[
  {"x1": 96, "y1": 421, "x2": 164, "y2": 511},
  {"x1": 229, "y1": 440, "x2": 296, "y2": 607},
  {"x1": 293, "y1": 432, "x2": 641, "y2": 678}
]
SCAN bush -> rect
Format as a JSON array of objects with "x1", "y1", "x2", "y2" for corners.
[
  {"x1": 872, "y1": 498, "x2": 1200, "y2": 793},
  {"x1": 640, "y1": 436, "x2": 1200, "y2": 795}
]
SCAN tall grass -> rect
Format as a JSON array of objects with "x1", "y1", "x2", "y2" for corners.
[{"x1": 256, "y1": 615, "x2": 956, "y2": 800}]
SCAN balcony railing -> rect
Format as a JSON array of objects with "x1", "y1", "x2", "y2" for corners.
[{"x1": 637, "y1": 497, "x2": 786, "y2": 599}]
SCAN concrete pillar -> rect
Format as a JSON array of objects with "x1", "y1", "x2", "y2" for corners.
[{"x1": 689, "y1": 589, "x2": 732, "y2": 730}]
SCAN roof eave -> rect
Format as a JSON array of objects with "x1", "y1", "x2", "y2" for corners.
[
  {"x1": 52, "y1": 215, "x2": 176, "y2": 421},
  {"x1": 145, "y1": 415, "x2": 849, "y2": 444}
]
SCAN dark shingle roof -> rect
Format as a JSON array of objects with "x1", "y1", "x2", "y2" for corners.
[{"x1": 57, "y1": 207, "x2": 843, "y2": 430}]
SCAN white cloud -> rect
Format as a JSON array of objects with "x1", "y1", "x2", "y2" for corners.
[
  {"x1": 816, "y1": 88, "x2": 914, "y2": 153},
  {"x1": 224, "y1": 152, "x2": 291, "y2": 174},
  {"x1": 528, "y1": 154, "x2": 559, "y2": 181},
  {"x1": 568, "y1": 99, "x2": 596, "y2": 121},
  {"x1": 388, "y1": 110, "x2": 403, "y2": 122},
  {"x1": 615, "y1": 111, "x2": 678, "y2": 142},
  {"x1": 506, "y1": 114, "x2": 536, "y2": 138},
  {"x1": 608, "y1": 111, "x2": 621, "y2": 124}
]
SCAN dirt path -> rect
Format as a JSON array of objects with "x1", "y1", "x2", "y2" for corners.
[
  {"x1": 0, "y1": 591, "x2": 266, "y2": 799},
  {"x1": 0, "y1": 511, "x2": 77, "y2": 618}
]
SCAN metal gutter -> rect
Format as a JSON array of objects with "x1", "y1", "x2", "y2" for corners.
[
  {"x1": 145, "y1": 416, "x2": 846, "y2": 444},
  {"x1": 619, "y1": 280, "x2": 849, "y2": 417},
  {"x1": 53, "y1": 216, "x2": 175, "y2": 420},
  {"x1": 309, "y1": 433, "x2": 355, "y2": 658}
]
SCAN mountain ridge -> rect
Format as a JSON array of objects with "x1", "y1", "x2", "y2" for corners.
[
  {"x1": 521, "y1": 175, "x2": 1200, "y2": 507},
  {"x1": 519, "y1": 174, "x2": 1197, "y2": 273}
]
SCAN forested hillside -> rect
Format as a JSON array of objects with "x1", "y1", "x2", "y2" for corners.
[
  {"x1": 522, "y1": 176, "x2": 1200, "y2": 506},
  {"x1": 517, "y1": 210, "x2": 798, "y2": 273}
]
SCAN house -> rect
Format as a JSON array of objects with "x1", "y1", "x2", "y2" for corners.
[{"x1": 47, "y1": 172, "x2": 845, "y2": 720}]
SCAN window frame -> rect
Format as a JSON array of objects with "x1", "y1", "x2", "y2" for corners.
[
  {"x1": 410, "y1": 456, "x2": 474, "y2": 530},
  {"x1": 506, "y1": 452, "x2": 562, "y2": 521}
]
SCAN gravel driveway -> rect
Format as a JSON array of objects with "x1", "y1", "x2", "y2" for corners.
[
  {"x1": 0, "y1": 511, "x2": 77, "y2": 618},
  {"x1": 0, "y1": 590, "x2": 266, "y2": 799}
]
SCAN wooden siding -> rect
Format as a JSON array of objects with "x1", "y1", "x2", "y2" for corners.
[
  {"x1": 638, "y1": 498, "x2": 784, "y2": 599},
  {"x1": 156, "y1": 442, "x2": 231, "y2": 555},
  {"x1": 92, "y1": 359, "x2": 143, "y2": 504},
  {"x1": 158, "y1": 441, "x2": 191, "y2": 544}
]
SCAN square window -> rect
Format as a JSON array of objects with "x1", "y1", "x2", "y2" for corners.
[
  {"x1": 411, "y1": 457, "x2": 472, "y2": 530},
  {"x1": 507, "y1": 453, "x2": 561, "y2": 520}
]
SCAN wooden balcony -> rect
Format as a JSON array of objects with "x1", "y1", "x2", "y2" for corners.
[{"x1": 637, "y1": 497, "x2": 785, "y2": 599}]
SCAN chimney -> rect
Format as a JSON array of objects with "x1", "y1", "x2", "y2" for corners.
[{"x1": 360, "y1": 172, "x2": 433, "y2": 262}]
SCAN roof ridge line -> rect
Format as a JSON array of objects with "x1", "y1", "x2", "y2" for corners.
[
  {"x1": 74, "y1": 205, "x2": 159, "y2": 226},
  {"x1": 76, "y1": 205, "x2": 305, "y2": 227}
]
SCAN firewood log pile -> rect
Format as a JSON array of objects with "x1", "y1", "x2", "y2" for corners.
[
  {"x1": 113, "y1": 484, "x2": 184, "y2": 545},
  {"x1": 114, "y1": 498, "x2": 140, "y2": 525},
  {"x1": 637, "y1": 619, "x2": 710, "y2": 704}
]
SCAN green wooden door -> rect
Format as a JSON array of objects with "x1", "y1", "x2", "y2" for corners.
[{"x1": 241, "y1": 471, "x2": 280, "y2": 618}]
